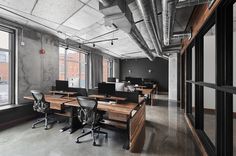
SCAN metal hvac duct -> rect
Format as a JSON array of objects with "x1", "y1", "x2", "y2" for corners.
[
  {"x1": 99, "y1": 0, "x2": 155, "y2": 61},
  {"x1": 99, "y1": 0, "x2": 115, "y2": 7},
  {"x1": 129, "y1": 25, "x2": 155, "y2": 61},
  {"x1": 176, "y1": 0, "x2": 213, "y2": 8},
  {"x1": 162, "y1": 0, "x2": 177, "y2": 46},
  {"x1": 151, "y1": 0, "x2": 162, "y2": 40},
  {"x1": 135, "y1": 0, "x2": 163, "y2": 57}
]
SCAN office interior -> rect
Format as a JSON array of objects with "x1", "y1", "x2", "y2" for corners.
[{"x1": 0, "y1": 0, "x2": 235, "y2": 156}]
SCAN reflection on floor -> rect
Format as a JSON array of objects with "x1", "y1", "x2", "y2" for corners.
[
  {"x1": 0, "y1": 95, "x2": 200, "y2": 156},
  {"x1": 204, "y1": 113, "x2": 236, "y2": 155}
]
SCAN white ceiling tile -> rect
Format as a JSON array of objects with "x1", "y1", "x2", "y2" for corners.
[
  {"x1": 32, "y1": 0, "x2": 84, "y2": 24},
  {"x1": 87, "y1": 0, "x2": 99, "y2": 10},
  {"x1": 63, "y1": 5, "x2": 104, "y2": 30},
  {"x1": 0, "y1": 0, "x2": 37, "y2": 13}
]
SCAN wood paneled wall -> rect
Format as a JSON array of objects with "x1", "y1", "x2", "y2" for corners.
[{"x1": 181, "y1": 0, "x2": 221, "y2": 54}]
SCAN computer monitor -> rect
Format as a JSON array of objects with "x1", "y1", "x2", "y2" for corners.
[
  {"x1": 98, "y1": 83, "x2": 115, "y2": 96},
  {"x1": 131, "y1": 77, "x2": 143, "y2": 85},
  {"x1": 107, "y1": 77, "x2": 116, "y2": 82},
  {"x1": 115, "y1": 82, "x2": 125, "y2": 91},
  {"x1": 56, "y1": 80, "x2": 68, "y2": 91}
]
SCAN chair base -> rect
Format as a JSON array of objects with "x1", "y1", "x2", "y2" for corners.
[
  {"x1": 76, "y1": 127, "x2": 108, "y2": 146},
  {"x1": 32, "y1": 115, "x2": 56, "y2": 130}
]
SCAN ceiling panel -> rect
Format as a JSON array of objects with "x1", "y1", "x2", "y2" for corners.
[
  {"x1": 0, "y1": 0, "x2": 37, "y2": 13},
  {"x1": 63, "y1": 5, "x2": 104, "y2": 31},
  {"x1": 0, "y1": 9, "x2": 28, "y2": 24},
  {"x1": 32, "y1": 0, "x2": 84, "y2": 24}
]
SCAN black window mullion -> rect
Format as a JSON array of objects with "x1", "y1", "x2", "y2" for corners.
[
  {"x1": 195, "y1": 36, "x2": 204, "y2": 130},
  {"x1": 223, "y1": 2, "x2": 233, "y2": 156},
  {"x1": 186, "y1": 47, "x2": 192, "y2": 115}
]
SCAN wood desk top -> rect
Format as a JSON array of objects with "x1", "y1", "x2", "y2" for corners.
[
  {"x1": 136, "y1": 88, "x2": 153, "y2": 95},
  {"x1": 65, "y1": 100, "x2": 138, "y2": 116},
  {"x1": 24, "y1": 95, "x2": 74, "y2": 102},
  {"x1": 88, "y1": 94, "x2": 127, "y2": 101},
  {"x1": 49, "y1": 90, "x2": 77, "y2": 95}
]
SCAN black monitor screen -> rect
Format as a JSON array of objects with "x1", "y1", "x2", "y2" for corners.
[
  {"x1": 56, "y1": 80, "x2": 68, "y2": 91},
  {"x1": 107, "y1": 77, "x2": 116, "y2": 82},
  {"x1": 98, "y1": 83, "x2": 115, "y2": 96},
  {"x1": 131, "y1": 78, "x2": 143, "y2": 85}
]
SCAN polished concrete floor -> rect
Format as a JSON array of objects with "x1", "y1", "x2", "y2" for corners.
[{"x1": 0, "y1": 95, "x2": 200, "y2": 156}]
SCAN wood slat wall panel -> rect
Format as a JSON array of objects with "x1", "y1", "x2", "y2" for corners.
[
  {"x1": 129, "y1": 104, "x2": 145, "y2": 153},
  {"x1": 181, "y1": 0, "x2": 221, "y2": 54}
]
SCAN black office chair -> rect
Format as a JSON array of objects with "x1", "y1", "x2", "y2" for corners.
[
  {"x1": 31, "y1": 90, "x2": 53, "y2": 130},
  {"x1": 76, "y1": 96, "x2": 108, "y2": 146}
]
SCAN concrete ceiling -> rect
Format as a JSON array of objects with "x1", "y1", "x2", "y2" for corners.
[{"x1": 0, "y1": 0, "x2": 194, "y2": 59}]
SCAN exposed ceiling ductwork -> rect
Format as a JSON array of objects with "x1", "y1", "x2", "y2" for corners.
[
  {"x1": 99, "y1": 0, "x2": 155, "y2": 61},
  {"x1": 176, "y1": 0, "x2": 213, "y2": 8},
  {"x1": 99, "y1": 0, "x2": 115, "y2": 7},
  {"x1": 162, "y1": 0, "x2": 177, "y2": 46},
  {"x1": 135, "y1": 0, "x2": 163, "y2": 57}
]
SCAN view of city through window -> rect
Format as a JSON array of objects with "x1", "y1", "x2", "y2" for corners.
[
  {"x1": 59, "y1": 47, "x2": 87, "y2": 88},
  {"x1": 0, "y1": 30, "x2": 10, "y2": 105},
  {"x1": 103, "y1": 58, "x2": 112, "y2": 82}
]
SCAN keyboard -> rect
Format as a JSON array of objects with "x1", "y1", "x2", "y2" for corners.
[{"x1": 98, "y1": 101, "x2": 116, "y2": 105}]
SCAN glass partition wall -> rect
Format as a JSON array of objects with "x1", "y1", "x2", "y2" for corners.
[{"x1": 183, "y1": 1, "x2": 236, "y2": 155}]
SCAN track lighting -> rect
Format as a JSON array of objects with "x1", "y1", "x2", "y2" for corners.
[
  {"x1": 79, "y1": 44, "x2": 81, "y2": 48},
  {"x1": 111, "y1": 40, "x2": 113, "y2": 45},
  {"x1": 93, "y1": 43, "x2": 95, "y2": 47},
  {"x1": 65, "y1": 45, "x2": 69, "y2": 50}
]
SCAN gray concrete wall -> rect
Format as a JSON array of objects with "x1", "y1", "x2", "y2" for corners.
[
  {"x1": 169, "y1": 53, "x2": 178, "y2": 101},
  {"x1": 18, "y1": 28, "x2": 59, "y2": 103}
]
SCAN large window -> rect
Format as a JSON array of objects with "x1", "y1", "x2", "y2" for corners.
[
  {"x1": 103, "y1": 58, "x2": 113, "y2": 82},
  {"x1": 0, "y1": 29, "x2": 13, "y2": 106},
  {"x1": 233, "y1": 2, "x2": 236, "y2": 156},
  {"x1": 59, "y1": 47, "x2": 87, "y2": 88},
  {"x1": 203, "y1": 24, "x2": 216, "y2": 146}
]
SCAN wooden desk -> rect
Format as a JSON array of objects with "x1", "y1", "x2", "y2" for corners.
[
  {"x1": 49, "y1": 90, "x2": 77, "y2": 98},
  {"x1": 24, "y1": 95, "x2": 74, "y2": 110},
  {"x1": 24, "y1": 95, "x2": 145, "y2": 152},
  {"x1": 88, "y1": 94, "x2": 127, "y2": 103},
  {"x1": 65, "y1": 100, "x2": 137, "y2": 122},
  {"x1": 65, "y1": 100, "x2": 144, "y2": 151}
]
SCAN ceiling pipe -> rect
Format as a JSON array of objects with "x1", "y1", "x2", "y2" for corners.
[
  {"x1": 99, "y1": 0, "x2": 155, "y2": 61},
  {"x1": 129, "y1": 25, "x2": 155, "y2": 61},
  {"x1": 176, "y1": 0, "x2": 213, "y2": 8},
  {"x1": 135, "y1": 0, "x2": 163, "y2": 57},
  {"x1": 151, "y1": 0, "x2": 162, "y2": 41},
  {"x1": 162, "y1": 0, "x2": 177, "y2": 46},
  {"x1": 171, "y1": 32, "x2": 191, "y2": 40},
  {"x1": 99, "y1": 0, "x2": 115, "y2": 7}
]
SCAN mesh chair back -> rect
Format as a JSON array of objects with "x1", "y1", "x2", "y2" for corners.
[
  {"x1": 31, "y1": 90, "x2": 50, "y2": 113},
  {"x1": 77, "y1": 96, "x2": 98, "y2": 125}
]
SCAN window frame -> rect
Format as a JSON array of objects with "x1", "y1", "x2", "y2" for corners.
[
  {"x1": 0, "y1": 26, "x2": 16, "y2": 106},
  {"x1": 59, "y1": 46, "x2": 88, "y2": 88}
]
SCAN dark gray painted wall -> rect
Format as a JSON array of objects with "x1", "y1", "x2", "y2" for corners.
[{"x1": 120, "y1": 58, "x2": 169, "y2": 92}]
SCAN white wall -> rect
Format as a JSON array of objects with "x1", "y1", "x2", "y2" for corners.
[
  {"x1": 169, "y1": 53, "x2": 178, "y2": 101},
  {"x1": 192, "y1": 46, "x2": 195, "y2": 109},
  {"x1": 203, "y1": 34, "x2": 216, "y2": 109},
  {"x1": 233, "y1": 32, "x2": 236, "y2": 112}
]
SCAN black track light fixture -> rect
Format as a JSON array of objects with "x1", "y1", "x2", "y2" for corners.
[
  {"x1": 93, "y1": 43, "x2": 95, "y2": 47},
  {"x1": 111, "y1": 40, "x2": 113, "y2": 45},
  {"x1": 65, "y1": 44, "x2": 69, "y2": 50}
]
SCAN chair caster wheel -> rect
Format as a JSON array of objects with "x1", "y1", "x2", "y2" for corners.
[
  {"x1": 105, "y1": 134, "x2": 108, "y2": 139},
  {"x1": 93, "y1": 142, "x2": 96, "y2": 146},
  {"x1": 82, "y1": 129, "x2": 85, "y2": 133},
  {"x1": 76, "y1": 140, "x2": 80, "y2": 143},
  {"x1": 44, "y1": 127, "x2": 48, "y2": 130},
  {"x1": 32, "y1": 126, "x2": 35, "y2": 129}
]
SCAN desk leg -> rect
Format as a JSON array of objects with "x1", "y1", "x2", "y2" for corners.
[
  {"x1": 123, "y1": 118, "x2": 130, "y2": 150},
  {"x1": 60, "y1": 107, "x2": 82, "y2": 134}
]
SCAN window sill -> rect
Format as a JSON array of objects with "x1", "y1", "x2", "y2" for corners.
[{"x1": 0, "y1": 103, "x2": 32, "y2": 112}]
